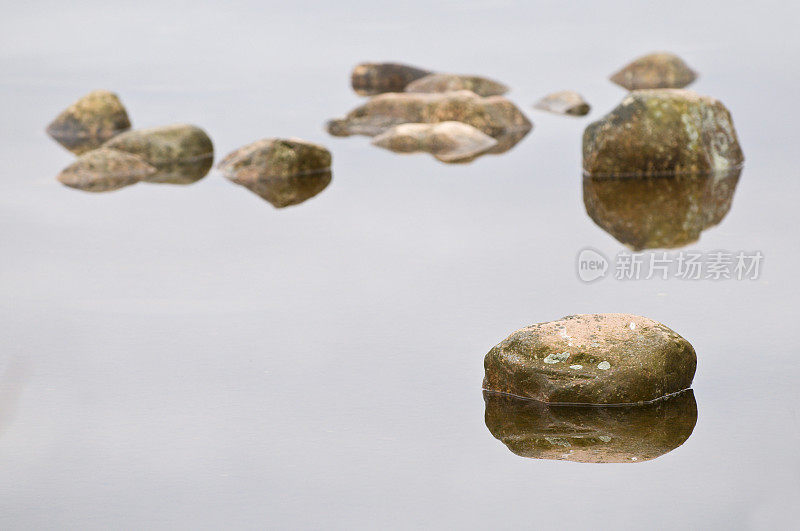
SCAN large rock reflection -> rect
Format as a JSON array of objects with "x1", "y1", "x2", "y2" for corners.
[
  {"x1": 484, "y1": 389, "x2": 697, "y2": 463},
  {"x1": 583, "y1": 169, "x2": 741, "y2": 250}
]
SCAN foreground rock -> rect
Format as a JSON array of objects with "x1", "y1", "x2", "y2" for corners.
[
  {"x1": 46, "y1": 90, "x2": 131, "y2": 154},
  {"x1": 218, "y1": 138, "x2": 332, "y2": 207},
  {"x1": 371, "y1": 121, "x2": 498, "y2": 163},
  {"x1": 583, "y1": 89, "x2": 743, "y2": 176},
  {"x1": 103, "y1": 124, "x2": 214, "y2": 184},
  {"x1": 327, "y1": 90, "x2": 532, "y2": 152},
  {"x1": 534, "y1": 91, "x2": 590, "y2": 116},
  {"x1": 351, "y1": 62, "x2": 432, "y2": 96},
  {"x1": 584, "y1": 169, "x2": 741, "y2": 250},
  {"x1": 56, "y1": 148, "x2": 156, "y2": 192},
  {"x1": 610, "y1": 52, "x2": 697, "y2": 90},
  {"x1": 483, "y1": 314, "x2": 696, "y2": 404},
  {"x1": 484, "y1": 389, "x2": 697, "y2": 463},
  {"x1": 405, "y1": 73, "x2": 508, "y2": 97}
]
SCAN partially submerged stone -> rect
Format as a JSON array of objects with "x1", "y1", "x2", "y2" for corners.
[
  {"x1": 56, "y1": 148, "x2": 155, "y2": 192},
  {"x1": 483, "y1": 314, "x2": 696, "y2": 404},
  {"x1": 610, "y1": 52, "x2": 697, "y2": 90},
  {"x1": 484, "y1": 389, "x2": 697, "y2": 463},
  {"x1": 583, "y1": 89, "x2": 743, "y2": 176},
  {"x1": 46, "y1": 90, "x2": 131, "y2": 155},
  {"x1": 371, "y1": 121, "x2": 498, "y2": 163},
  {"x1": 103, "y1": 124, "x2": 214, "y2": 184},
  {"x1": 405, "y1": 73, "x2": 508, "y2": 97},
  {"x1": 327, "y1": 90, "x2": 532, "y2": 149},
  {"x1": 583, "y1": 169, "x2": 741, "y2": 250},
  {"x1": 534, "y1": 90, "x2": 590, "y2": 116},
  {"x1": 351, "y1": 62, "x2": 432, "y2": 96}
]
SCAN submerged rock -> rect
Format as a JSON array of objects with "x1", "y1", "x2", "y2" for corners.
[
  {"x1": 584, "y1": 169, "x2": 741, "y2": 250},
  {"x1": 583, "y1": 89, "x2": 743, "y2": 176},
  {"x1": 405, "y1": 73, "x2": 508, "y2": 97},
  {"x1": 371, "y1": 121, "x2": 498, "y2": 163},
  {"x1": 483, "y1": 314, "x2": 696, "y2": 404},
  {"x1": 534, "y1": 90, "x2": 590, "y2": 116},
  {"x1": 484, "y1": 389, "x2": 697, "y2": 463},
  {"x1": 610, "y1": 52, "x2": 697, "y2": 90},
  {"x1": 103, "y1": 124, "x2": 214, "y2": 184},
  {"x1": 351, "y1": 62, "x2": 432, "y2": 96},
  {"x1": 46, "y1": 90, "x2": 131, "y2": 155},
  {"x1": 327, "y1": 90, "x2": 531, "y2": 145},
  {"x1": 56, "y1": 148, "x2": 155, "y2": 192}
]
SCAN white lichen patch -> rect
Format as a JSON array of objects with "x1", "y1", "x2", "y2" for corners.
[
  {"x1": 597, "y1": 361, "x2": 611, "y2": 370},
  {"x1": 569, "y1": 364, "x2": 583, "y2": 370},
  {"x1": 629, "y1": 322, "x2": 636, "y2": 330},
  {"x1": 545, "y1": 436, "x2": 571, "y2": 448},
  {"x1": 544, "y1": 352, "x2": 570, "y2": 364},
  {"x1": 598, "y1": 435, "x2": 612, "y2": 443}
]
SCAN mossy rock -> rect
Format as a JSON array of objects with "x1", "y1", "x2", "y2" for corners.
[
  {"x1": 46, "y1": 90, "x2": 131, "y2": 155},
  {"x1": 351, "y1": 62, "x2": 432, "y2": 96},
  {"x1": 610, "y1": 52, "x2": 697, "y2": 90}
]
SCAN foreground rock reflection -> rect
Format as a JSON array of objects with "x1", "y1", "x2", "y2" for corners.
[
  {"x1": 484, "y1": 389, "x2": 697, "y2": 463},
  {"x1": 583, "y1": 168, "x2": 741, "y2": 250}
]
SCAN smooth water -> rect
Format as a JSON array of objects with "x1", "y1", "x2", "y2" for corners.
[{"x1": 1, "y1": 1, "x2": 799, "y2": 529}]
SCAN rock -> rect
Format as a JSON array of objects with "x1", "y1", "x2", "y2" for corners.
[
  {"x1": 583, "y1": 89, "x2": 743, "y2": 176},
  {"x1": 230, "y1": 170, "x2": 332, "y2": 208},
  {"x1": 351, "y1": 62, "x2": 432, "y2": 96},
  {"x1": 56, "y1": 148, "x2": 156, "y2": 192},
  {"x1": 483, "y1": 314, "x2": 696, "y2": 404},
  {"x1": 534, "y1": 90, "x2": 590, "y2": 116},
  {"x1": 327, "y1": 90, "x2": 532, "y2": 149},
  {"x1": 405, "y1": 73, "x2": 508, "y2": 97},
  {"x1": 103, "y1": 124, "x2": 214, "y2": 184},
  {"x1": 583, "y1": 169, "x2": 741, "y2": 250},
  {"x1": 484, "y1": 389, "x2": 697, "y2": 463},
  {"x1": 610, "y1": 52, "x2": 697, "y2": 90},
  {"x1": 46, "y1": 90, "x2": 131, "y2": 155},
  {"x1": 371, "y1": 121, "x2": 498, "y2": 163}
]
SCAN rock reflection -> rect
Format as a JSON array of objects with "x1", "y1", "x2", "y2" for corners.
[
  {"x1": 227, "y1": 170, "x2": 332, "y2": 208},
  {"x1": 583, "y1": 169, "x2": 741, "y2": 250},
  {"x1": 484, "y1": 389, "x2": 697, "y2": 463}
]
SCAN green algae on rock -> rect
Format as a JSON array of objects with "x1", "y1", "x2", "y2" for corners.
[
  {"x1": 583, "y1": 89, "x2": 743, "y2": 176},
  {"x1": 103, "y1": 124, "x2": 213, "y2": 184},
  {"x1": 351, "y1": 62, "x2": 432, "y2": 96},
  {"x1": 534, "y1": 90, "x2": 590, "y2": 116},
  {"x1": 484, "y1": 389, "x2": 697, "y2": 463},
  {"x1": 46, "y1": 90, "x2": 132, "y2": 155},
  {"x1": 404, "y1": 73, "x2": 508, "y2": 97},
  {"x1": 583, "y1": 169, "x2": 741, "y2": 250},
  {"x1": 610, "y1": 52, "x2": 697, "y2": 90},
  {"x1": 483, "y1": 314, "x2": 696, "y2": 404},
  {"x1": 371, "y1": 121, "x2": 498, "y2": 163},
  {"x1": 56, "y1": 148, "x2": 155, "y2": 192},
  {"x1": 327, "y1": 90, "x2": 532, "y2": 142}
]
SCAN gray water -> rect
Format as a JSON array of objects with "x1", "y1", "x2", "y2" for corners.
[{"x1": 1, "y1": 1, "x2": 799, "y2": 529}]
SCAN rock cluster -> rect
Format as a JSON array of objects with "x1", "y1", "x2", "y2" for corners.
[{"x1": 483, "y1": 314, "x2": 696, "y2": 404}]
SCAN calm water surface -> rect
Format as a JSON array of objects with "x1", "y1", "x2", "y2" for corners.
[{"x1": 1, "y1": 1, "x2": 799, "y2": 529}]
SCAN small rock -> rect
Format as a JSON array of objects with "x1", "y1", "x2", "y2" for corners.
[
  {"x1": 46, "y1": 90, "x2": 131, "y2": 155},
  {"x1": 484, "y1": 389, "x2": 697, "y2": 463},
  {"x1": 483, "y1": 314, "x2": 696, "y2": 404},
  {"x1": 371, "y1": 121, "x2": 498, "y2": 163},
  {"x1": 583, "y1": 168, "x2": 741, "y2": 250},
  {"x1": 610, "y1": 52, "x2": 697, "y2": 90},
  {"x1": 103, "y1": 124, "x2": 214, "y2": 184},
  {"x1": 56, "y1": 148, "x2": 155, "y2": 192},
  {"x1": 351, "y1": 62, "x2": 432, "y2": 96},
  {"x1": 231, "y1": 170, "x2": 332, "y2": 208},
  {"x1": 533, "y1": 90, "x2": 590, "y2": 116},
  {"x1": 405, "y1": 73, "x2": 508, "y2": 97},
  {"x1": 583, "y1": 89, "x2": 744, "y2": 176},
  {"x1": 327, "y1": 90, "x2": 532, "y2": 150}
]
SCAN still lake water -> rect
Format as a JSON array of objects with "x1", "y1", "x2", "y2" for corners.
[{"x1": 1, "y1": 1, "x2": 799, "y2": 528}]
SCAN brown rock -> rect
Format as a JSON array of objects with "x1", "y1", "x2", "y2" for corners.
[
  {"x1": 405, "y1": 73, "x2": 508, "y2": 97},
  {"x1": 483, "y1": 314, "x2": 696, "y2": 404},
  {"x1": 610, "y1": 52, "x2": 697, "y2": 90},
  {"x1": 484, "y1": 389, "x2": 697, "y2": 463},
  {"x1": 46, "y1": 90, "x2": 131, "y2": 155},
  {"x1": 56, "y1": 148, "x2": 155, "y2": 192},
  {"x1": 351, "y1": 62, "x2": 432, "y2": 96},
  {"x1": 534, "y1": 90, "x2": 590, "y2": 116},
  {"x1": 371, "y1": 121, "x2": 498, "y2": 163}
]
